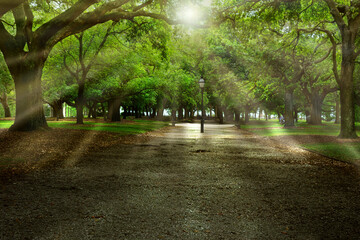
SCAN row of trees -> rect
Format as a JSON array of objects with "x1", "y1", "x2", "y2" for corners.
[{"x1": 0, "y1": 0, "x2": 359, "y2": 139}]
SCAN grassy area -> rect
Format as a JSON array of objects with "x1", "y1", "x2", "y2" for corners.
[
  {"x1": 242, "y1": 120, "x2": 360, "y2": 164},
  {"x1": 0, "y1": 120, "x2": 12, "y2": 129},
  {"x1": 241, "y1": 120, "x2": 359, "y2": 137},
  {"x1": 303, "y1": 143, "x2": 360, "y2": 163},
  {"x1": 249, "y1": 128, "x2": 341, "y2": 136},
  {"x1": 0, "y1": 119, "x2": 169, "y2": 135}
]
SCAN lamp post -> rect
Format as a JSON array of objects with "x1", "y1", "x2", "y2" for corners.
[{"x1": 199, "y1": 77, "x2": 205, "y2": 133}]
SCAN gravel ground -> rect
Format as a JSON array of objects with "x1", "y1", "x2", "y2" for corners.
[{"x1": 1, "y1": 123, "x2": 360, "y2": 239}]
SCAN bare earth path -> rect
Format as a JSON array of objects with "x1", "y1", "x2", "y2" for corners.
[{"x1": 1, "y1": 123, "x2": 360, "y2": 239}]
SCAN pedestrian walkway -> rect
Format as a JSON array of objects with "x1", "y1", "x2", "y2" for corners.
[{"x1": 1, "y1": 123, "x2": 360, "y2": 239}]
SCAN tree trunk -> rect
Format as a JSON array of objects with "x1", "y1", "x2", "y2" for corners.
[
  {"x1": 284, "y1": 89, "x2": 295, "y2": 127},
  {"x1": 190, "y1": 109, "x2": 195, "y2": 119},
  {"x1": 157, "y1": 107, "x2": 164, "y2": 120},
  {"x1": 10, "y1": 60, "x2": 48, "y2": 131},
  {"x1": 51, "y1": 100, "x2": 64, "y2": 120},
  {"x1": 335, "y1": 93, "x2": 340, "y2": 124},
  {"x1": 234, "y1": 109, "x2": 240, "y2": 128},
  {"x1": 309, "y1": 93, "x2": 323, "y2": 125},
  {"x1": 171, "y1": 109, "x2": 176, "y2": 126},
  {"x1": 339, "y1": 68, "x2": 357, "y2": 137},
  {"x1": 76, "y1": 81, "x2": 85, "y2": 125},
  {"x1": 178, "y1": 107, "x2": 183, "y2": 120},
  {"x1": 101, "y1": 103, "x2": 107, "y2": 120},
  {"x1": 217, "y1": 106, "x2": 224, "y2": 124},
  {"x1": 184, "y1": 107, "x2": 189, "y2": 119},
  {"x1": 151, "y1": 107, "x2": 156, "y2": 118},
  {"x1": 0, "y1": 92, "x2": 11, "y2": 117},
  {"x1": 294, "y1": 108, "x2": 298, "y2": 123},
  {"x1": 108, "y1": 98, "x2": 121, "y2": 122}
]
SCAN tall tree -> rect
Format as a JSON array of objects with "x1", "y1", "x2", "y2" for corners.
[{"x1": 0, "y1": 0, "x2": 174, "y2": 131}]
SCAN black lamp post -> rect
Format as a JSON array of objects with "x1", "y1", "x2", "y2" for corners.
[{"x1": 199, "y1": 77, "x2": 205, "y2": 133}]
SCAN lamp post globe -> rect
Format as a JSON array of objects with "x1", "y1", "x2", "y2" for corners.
[{"x1": 199, "y1": 78, "x2": 205, "y2": 89}]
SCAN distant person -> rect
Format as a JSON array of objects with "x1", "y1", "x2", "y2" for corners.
[{"x1": 279, "y1": 115, "x2": 285, "y2": 124}]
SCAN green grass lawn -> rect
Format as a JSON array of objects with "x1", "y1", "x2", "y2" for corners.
[
  {"x1": 0, "y1": 119, "x2": 169, "y2": 135},
  {"x1": 241, "y1": 120, "x2": 359, "y2": 137},
  {"x1": 303, "y1": 143, "x2": 360, "y2": 163},
  {"x1": 242, "y1": 120, "x2": 360, "y2": 164}
]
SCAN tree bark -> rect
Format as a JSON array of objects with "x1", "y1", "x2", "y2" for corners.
[
  {"x1": 309, "y1": 93, "x2": 323, "y2": 125},
  {"x1": 157, "y1": 107, "x2": 164, "y2": 120},
  {"x1": 339, "y1": 66, "x2": 357, "y2": 137},
  {"x1": 184, "y1": 107, "x2": 189, "y2": 119},
  {"x1": 324, "y1": 0, "x2": 358, "y2": 138},
  {"x1": 0, "y1": 92, "x2": 11, "y2": 117},
  {"x1": 51, "y1": 100, "x2": 64, "y2": 120},
  {"x1": 151, "y1": 107, "x2": 156, "y2": 118},
  {"x1": 284, "y1": 89, "x2": 295, "y2": 127},
  {"x1": 178, "y1": 107, "x2": 183, "y2": 120},
  {"x1": 108, "y1": 98, "x2": 121, "y2": 122},
  {"x1": 234, "y1": 109, "x2": 240, "y2": 128},
  {"x1": 9, "y1": 59, "x2": 48, "y2": 131}
]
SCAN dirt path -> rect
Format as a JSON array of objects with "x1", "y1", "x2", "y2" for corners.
[{"x1": 1, "y1": 123, "x2": 360, "y2": 239}]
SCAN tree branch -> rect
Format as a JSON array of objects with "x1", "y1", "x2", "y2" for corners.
[
  {"x1": 323, "y1": 0, "x2": 346, "y2": 32},
  {"x1": 0, "y1": 0, "x2": 26, "y2": 17},
  {"x1": 23, "y1": 2, "x2": 34, "y2": 44},
  {"x1": 313, "y1": 47, "x2": 332, "y2": 64},
  {"x1": 298, "y1": 27, "x2": 340, "y2": 84},
  {"x1": 34, "y1": 0, "x2": 104, "y2": 48}
]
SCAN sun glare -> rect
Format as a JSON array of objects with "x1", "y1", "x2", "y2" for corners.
[{"x1": 177, "y1": 5, "x2": 201, "y2": 24}]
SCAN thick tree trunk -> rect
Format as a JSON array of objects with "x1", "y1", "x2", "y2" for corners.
[
  {"x1": 184, "y1": 107, "x2": 189, "y2": 119},
  {"x1": 10, "y1": 61, "x2": 48, "y2": 131},
  {"x1": 284, "y1": 89, "x2": 295, "y2": 127},
  {"x1": 309, "y1": 93, "x2": 323, "y2": 125},
  {"x1": 51, "y1": 100, "x2": 64, "y2": 120},
  {"x1": 0, "y1": 92, "x2": 11, "y2": 117},
  {"x1": 157, "y1": 107, "x2": 164, "y2": 120},
  {"x1": 234, "y1": 109, "x2": 240, "y2": 128},
  {"x1": 337, "y1": 47, "x2": 357, "y2": 137},
  {"x1": 151, "y1": 107, "x2": 156, "y2": 118},
  {"x1": 108, "y1": 98, "x2": 121, "y2": 122},
  {"x1": 339, "y1": 71, "x2": 357, "y2": 138},
  {"x1": 178, "y1": 107, "x2": 183, "y2": 120}
]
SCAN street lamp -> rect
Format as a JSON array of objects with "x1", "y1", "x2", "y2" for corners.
[{"x1": 199, "y1": 77, "x2": 205, "y2": 133}]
